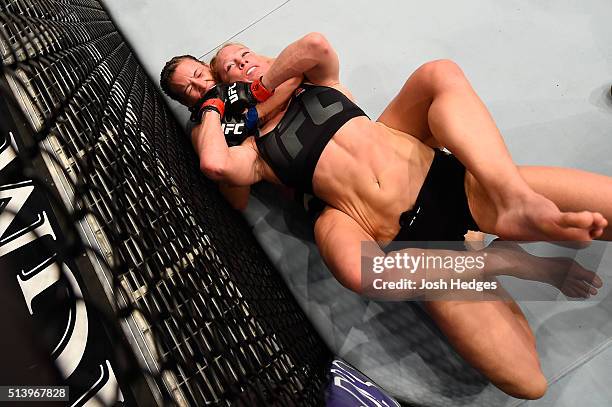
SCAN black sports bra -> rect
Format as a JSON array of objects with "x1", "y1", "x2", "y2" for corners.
[{"x1": 255, "y1": 84, "x2": 367, "y2": 194}]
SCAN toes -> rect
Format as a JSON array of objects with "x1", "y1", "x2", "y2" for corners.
[
  {"x1": 562, "y1": 284, "x2": 588, "y2": 298},
  {"x1": 570, "y1": 266, "x2": 601, "y2": 286},
  {"x1": 559, "y1": 211, "x2": 595, "y2": 230},
  {"x1": 555, "y1": 226, "x2": 591, "y2": 242},
  {"x1": 563, "y1": 281, "x2": 593, "y2": 298},
  {"x1": 561, "y1": 211, "x2": 607, "y2": 239},
  {"x1": 578, "y1": 280, "x2": 598, "y2": 297},
  {"x1": 580, "y1": 281, "x2": 598, "y2": 297},
  {"x1": 594, "y1": 212, "x2": 608, "y2": 228},
  {"x1": 552, "y1": 211, "x2": 606, "y2": 241},
  {"x1": 563, "y1": 276, "x2": 600, "y2": 298},
  {"x1": 590, "y1": 227, "x2": 604, "y2": 239},
  {"x1": 591, "y1": 274, "x2": 603, "y2": 288},
  {"x1": 587, "y1": 213, "x2": 607, "y2": 238}
]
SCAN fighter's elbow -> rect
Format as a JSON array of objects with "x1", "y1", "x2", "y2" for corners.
[
  {"x1": 200, "y1": 158, "x2": 227, "y2": 181},
  {"x1": 303, "y1": 32, "x2": 331, "y2": 57}
]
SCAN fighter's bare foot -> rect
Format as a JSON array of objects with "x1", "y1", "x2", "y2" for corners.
[
  {"x1": 493, "y1": 191, "x2": 607, "y2": 241},
  {"x1": 492, "y1": 241, "x2": 602, "y2": 298},
  {"x1": 535, "y1": 256, "x2": 603, "y2": 298}
]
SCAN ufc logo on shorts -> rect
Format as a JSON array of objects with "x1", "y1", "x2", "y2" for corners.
[
  {"x1": 222, "y1": 122, "x2": 244, "y2": 135},
  {"x1": 228, "y1": 83, "x2": 238, "y2": 103}
]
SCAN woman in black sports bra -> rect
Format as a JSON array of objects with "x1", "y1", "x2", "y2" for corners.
[{"x1": 163, "y1": 33, "x2": 612, "y2": 399}]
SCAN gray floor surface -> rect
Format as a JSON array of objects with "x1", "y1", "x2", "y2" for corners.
[{"x1": 102, "y1": 1, "x2": 612, "y2": 406}]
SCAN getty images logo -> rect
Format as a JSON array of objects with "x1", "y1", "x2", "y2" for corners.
[{"x1": 228, "y1": 83, "x2": 239, "y2": 103}]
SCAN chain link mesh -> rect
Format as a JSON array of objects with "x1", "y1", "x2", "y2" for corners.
[{"x1": 0, "y1": 0, "x2": 332, "y2": 405}]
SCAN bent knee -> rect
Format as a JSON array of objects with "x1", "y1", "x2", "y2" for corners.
[
  {"x1": 500, "y1": 370, "x2": 547, "y2": 400},
  {"x1": 415, "y1": 59, "x2": 467, "y2": 91}
]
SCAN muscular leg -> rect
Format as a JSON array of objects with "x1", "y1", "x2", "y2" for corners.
[
  {"x1": 465, "y1": 166, "x2": 609, "y2": 298},
  {"x1": 519, "y1": 166, "x2": 612, "y2": 240},
  {"x1": 428, "y1": 234, "x2": 542, "y2": 398},
  {"x1": 467, "y1": 166, "x2": 612, "y2": 240},
  {"x1": 424, "y1": 285, "x2": 547, "y2": 400},
  {"x1": 377, "y1": 60, "x2": 604, "y2": 241},
  {"x1": 378, "y1": 60, "x2": 529, "y2": 192}
]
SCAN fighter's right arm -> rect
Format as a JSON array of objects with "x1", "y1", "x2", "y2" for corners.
[
  {"x1": 222, "y1": 34, "x2": 339, "y2": 116},
  {"x1": 192, "y1": 111, "x2": 263, "y2": 187},
  {"x1": 261, "y1": 32, "x2": 340, "y2": 90}
]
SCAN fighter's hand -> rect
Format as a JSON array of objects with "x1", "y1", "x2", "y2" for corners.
[
  {"x1": 189, "y1": 84, "x2": 228, "y2": 123},
  {"x1": 221, "y1": 115, "x2": 256, "y2": 147},
  {"x1": 225, "y1": 78, "x2": 274, "y2": 116}
]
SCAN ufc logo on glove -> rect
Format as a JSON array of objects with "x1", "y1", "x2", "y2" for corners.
[
  {"x1": 228, "y1": 83, "x2": 239, "y2": 103},
  {"x1": 222, "y1": 122, "x2": 245, "y2": 135}
]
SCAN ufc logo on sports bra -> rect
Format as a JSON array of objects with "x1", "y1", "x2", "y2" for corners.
[
  {"x1": 228, "y1": 83, "x2": 239, "y2": 103},
  {"x1": 302, "y1": 87, "x2": 343, "y2": 124},
  {"x1": 222, "y1": 122, "x2": 244, "y2": 135},
  {"x1": 280, "y1": 88, "x2": 343, "y2": 158}
]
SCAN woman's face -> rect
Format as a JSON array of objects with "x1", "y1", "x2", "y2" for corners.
[
  {"x1": 170, "y1": 59, "x2": 215, "y2": 106},
  {"x1": 215, "y1": 44, "x2": 270, "y2": 83}
]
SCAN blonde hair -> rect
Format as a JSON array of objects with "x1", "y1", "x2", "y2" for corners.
[{"x1": 209, "y1": 42, "x2": 246, "y2": 82}]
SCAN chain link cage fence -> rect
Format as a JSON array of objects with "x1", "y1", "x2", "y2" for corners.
[{"x1": 0, "y1": 0, "x2": 333, "y2": 405}]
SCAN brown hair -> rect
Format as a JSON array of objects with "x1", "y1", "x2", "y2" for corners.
[{"x1": 159, "y1": 54, "x2": 204, "y2": 102}]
